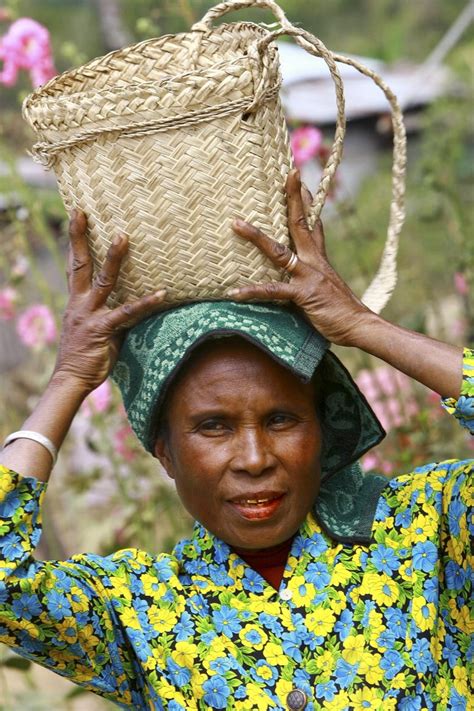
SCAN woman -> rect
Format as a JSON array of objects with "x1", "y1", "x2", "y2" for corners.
[{"x1": 0, "y1": 171, "x2": 472, "y2": 710}]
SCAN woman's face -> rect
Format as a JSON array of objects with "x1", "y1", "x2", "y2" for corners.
[{"x1": 154, "y1": 338, "x2": 322, "y2": 550}]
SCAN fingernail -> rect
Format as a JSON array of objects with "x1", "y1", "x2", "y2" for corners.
[
  {"x1": 227, "y1": 288, "x2": 240, "y2": 297},
  {"x1": 233, "y1": 218, "x2": 247, "y2": 228},
  {"x1": 112, "y1": 235, "x2": 123, "y2": 246},
  {"x1": 154, "y1": 289, "x2": 167, "y2": 298}
]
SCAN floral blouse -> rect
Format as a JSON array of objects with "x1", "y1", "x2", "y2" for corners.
[{"x1": 0, "y1": 351, "x2": 473, "y2": 710}]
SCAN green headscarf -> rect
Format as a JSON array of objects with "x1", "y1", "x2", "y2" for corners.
[{"x1": 113, "y1": 301, "x2": 390, "y2": 542}]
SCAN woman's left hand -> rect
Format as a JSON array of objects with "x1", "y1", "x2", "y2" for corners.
[{"x1": 229, "y1": 168, "x2": 373, "y2": 347}]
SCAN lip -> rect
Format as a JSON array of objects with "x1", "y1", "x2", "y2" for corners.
[{"x1": 226, "y1": 492, "x2": 286, "y2": 521}]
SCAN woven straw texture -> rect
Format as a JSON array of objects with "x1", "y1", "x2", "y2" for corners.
[{"x1": 23, "y1": 0, "x2": 406, "y2": 312}]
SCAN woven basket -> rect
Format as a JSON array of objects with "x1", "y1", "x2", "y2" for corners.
[{"x1": 23, "y1": 0, "x2": 406, "y2": 313}]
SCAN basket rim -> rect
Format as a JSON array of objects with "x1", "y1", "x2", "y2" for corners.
[{"x1": 23, "y1": 21, "x2": 272, "y2": 108}]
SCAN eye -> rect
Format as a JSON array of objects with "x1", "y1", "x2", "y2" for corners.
[
  {"x1": 267, "y1": 412, "x2": 297, "y2": 429},
  {"x1": 196, "y1": 419, "x2": 229, "y2": 435}
]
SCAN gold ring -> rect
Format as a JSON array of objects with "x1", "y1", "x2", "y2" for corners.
[{"x1": 283, "y1": 250, "x2": 298, "y2": 273}]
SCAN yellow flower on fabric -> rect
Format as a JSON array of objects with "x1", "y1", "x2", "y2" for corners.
[
  {"x1": 57, "y1": 616, "x2": 78, "y2": 644},
  {"x1": 436, "y1": 677, "x2": 450, "y2": 704},
  {"x1": 324, "y1": 691, "x2": 350, "y2": 710},
  {"x1": 147, "y1": 606, "x2": 176, "y2": 633},
  {"x1": 349, "y1": 687, "x2": 384, "y2": 710},
  {"x1": 306, "y1": 607, "x2": 336, "y2": 637},
  {"x1": 398, "y1": 560, "x2": 415, "y2": 582},
  {"x1": 412, "y1": 596, "x2": 436, "y2": 632},
  {"x1": 254, "y1": 661, "x2": 275, "y2": 681},
  {"x1": 72, "y1": 663, "x2": 96, "y2": 683},
  {"x1": 390, "y1": 673, "x2": 407, "y2": 690},
  {"x1": 368, "y1": 610, "x2": 385, "y2": 643},
  {"x1": 79, "y1": 624, "x2": 100, "y2": 654},
  {"x1": 361, "y1": 572, "x2": 400, "y2": 606},
  {"x1": 361, "y1": 654, "x2": 383, "y2": 684},
  {"x1": 454, "y1": 665, "x2": 468, "y2": 694},
  {"x1": 290, "y1": 575, "x2": 316, "y2": 606},
  {"x1": 447, "y1": 536, "x2": 465, "y2": 563},
  {"x1": 121, "y1": 606, "x2": 141, "y2": 630},
  {"x1": 0, "y1": 469, "x2": 16, "y2": 495},
  {"x1": 342, "y1": 633, "x2": 366, "y2": 664},
  {"x1": 171, "y1": 641, "x2": 198, "y2": 668},
  {"x1": 275, "y1": 678, "x2": 294, "y2": 703},
  {"x1": 238, "y1": 623, "x2": 268, "y2": 650},
  {"x1": 246, "y1": 683, "x2": 274, "y2": 710},
  {"x1": 108, "y1": 575, "x2": 131, "y2": 599},
  {"x1": 409, "y1": 514, "x2": 437, "y2": 543},
  {"x1": 141, "y1": 572, "x2": 168, "y2": 598},
  {"x1": 315, "y1": 649, "x2": 336, "y2": 675},
  {"x1": 331, "y1": 562, "x2": 352, "y2": 586},
  {"x1": 70, "y1": 586, "x2": 90, "y2": 613},
  {"x1": 263, "y1": 641, "x2": 286, "y2": 666}
]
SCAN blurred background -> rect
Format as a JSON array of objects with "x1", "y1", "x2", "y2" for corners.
[{"x1": 0, "y1": 1, "x2": 472, "y2": 708}]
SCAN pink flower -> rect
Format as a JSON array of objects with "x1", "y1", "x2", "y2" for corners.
[
  {"x1": 290, "y1": 126, "x2": 323, "y2": 168},
  {"x1": 454, "y1": 272, "x2": 469, "y2": 296},
  {"x1": 113, "y1": 424, "x2": 137, "y2": 462},
  {"x1": 0, "y1": 17, "x2": 56, "y2": 88},
  {"x1": 0, "y1": 287, "x2": 18, "y2": 320},
  {"x1": 81, "y1": 380, "x2": 113, "y2": 417},
  {"x1": 16, "y1": 303, "x2": 57, "y2": 349}
]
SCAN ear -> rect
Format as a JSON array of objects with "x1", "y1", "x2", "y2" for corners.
[{"x1": 153, "y1": 436, "x2": 175, "y2": 480}]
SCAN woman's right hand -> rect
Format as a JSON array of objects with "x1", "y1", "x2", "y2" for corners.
[{"x1": 52, "y1": 210, "x2": 166, "y2": 395}]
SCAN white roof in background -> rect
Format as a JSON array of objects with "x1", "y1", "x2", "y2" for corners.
[{"x1": 277, "y1": 41, "x2": 451, "y2": 124}]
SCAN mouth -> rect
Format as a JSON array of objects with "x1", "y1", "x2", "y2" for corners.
[{"x1": 226, "y1": 491, "x2": 286, "y2": 521}]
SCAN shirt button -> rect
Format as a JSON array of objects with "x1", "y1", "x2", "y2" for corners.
[
  {"x1": 286, "y1": 689, "x2": 308, "y2": 710},
  {"x1": 280, "y1": 588, "x2": 293, "y2": 601}
]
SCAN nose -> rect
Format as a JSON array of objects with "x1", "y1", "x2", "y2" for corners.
[{"x1": 230, "y1": 427, "x2": 277, "y2": 477}]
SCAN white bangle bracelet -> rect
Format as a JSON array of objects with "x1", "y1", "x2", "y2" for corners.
[{"x1": 3, "y1": 430, "x2": 58, "y2": 467}]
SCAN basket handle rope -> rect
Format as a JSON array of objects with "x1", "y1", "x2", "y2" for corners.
[{"x1": 191, "y1": 0, "x2": 407, "y2": 313}]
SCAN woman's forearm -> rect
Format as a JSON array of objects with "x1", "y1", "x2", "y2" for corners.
[
  {"x1": 0, "y1": 374, "x2": 88, "y2": 482},
  {"x1": 348, "y1": 312, "x2": 464, "y2": 399}
]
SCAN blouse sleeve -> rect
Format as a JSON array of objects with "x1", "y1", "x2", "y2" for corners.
[
  {"x1": 0, "y1": 466, "x2": 135, "y2": 708},
  {"x1": 441, "y1": 347, "x2": 474, "y2": 435}
]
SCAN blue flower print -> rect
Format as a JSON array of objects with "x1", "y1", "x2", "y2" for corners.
[
  {"x1": 442, "y1": 634, "x2": 460, "y2": 667},
  {"x1": 334, "y1": 609, "x2": 353, "y2": 641},
  {"x1": 12, "y1": 593, "x2": 42, "y2": 621},
  {"x1": 371, "y1": 545, "x2": 399, "y2": 574},
  {"x1": 174, "y1": 611, "x2": 194, "y2": 641},
  {"x1": 209, "y1": 656, "x2": 235, "y2": 674},
  {"x1": 0, "y1": 533, "x2": 24, "y2": 559},
  {"x1": 380, "y1": 650, "x2": 404, "y2": 679},
  {"x1": 374, "y1": 498, "x2": 391, "y2": 521},
  {"x1": 45, "y1": 589, "x2": 72, "y2": 621},
  {"x1": 281, "y1": 631, "x2": 303, "y2": 663},
  {"x1": 202, "y1": 675, "x2": 231, "y2": 709},
  {"x1": 411, "y1": 638, "x2": 435, "y2": 674},
  {"x1": 334, "y1": 658, "x2": 357, "y2": 688},
  {"x1": 212, "y1": 606, "x2": 242, "y2": 636},
  {"x1": 450, "y1": 687, "x2": 468, "y2": 710},
  {"x1": 445, "y1": 560, "x2": 466, "y2": 591},
  {"x1": 384, "y1": 608, "x2": 407, "y2": 638},
  {"x1": 242, "y1": 568, "x2": 265, "y2": 594},
  {"x1": 258, "y1": 612, "x2": 283, "y2": 635},
  {"x1": 306, "y1": 562, "x2": 330, "y2": 588},
  {"x1": 315, "y1": 680, "x2": 337, "y2": 701},
  {"x1": 448, "y1": 498, "x2": 466, "y2": 536},
  {"x1": 412, "y1": 541, "x2": 438, "y2": 572},
  {"x1": 166, "y1": 658, "x2": 192, "y2": 687}
]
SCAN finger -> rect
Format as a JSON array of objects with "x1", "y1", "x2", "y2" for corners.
[
  {"x1": 226, "y1": 282, "x2": 295, "y2": 302},
  {"x1": 232, "y1": 219, "x2": 302, "y2": 274},
  {"x1": 88, "y1": 234, "x2": 129, "y2": 310},
  {"x1": 104, "y1": 289, "x2": 167, "y2": 330},
  {"x1": 301, "y1": 182, "x2": 313, "y2": 217},
  {"x1": 311, "y1": 218, "x2": 328, "y2": 260},
  {"x1": 285, "y1": 169, "x2": 315, "y2": 258},
  {"x1": 68, "y1": 209, "x2": 93, "y2": 295}
]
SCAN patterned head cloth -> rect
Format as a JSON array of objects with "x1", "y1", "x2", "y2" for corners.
[{"x1": 112, "y1": 301, "x2": 385, "y2": 482}]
